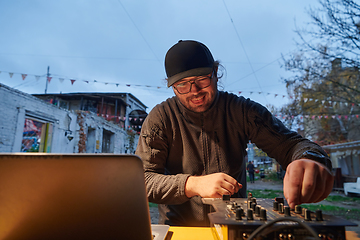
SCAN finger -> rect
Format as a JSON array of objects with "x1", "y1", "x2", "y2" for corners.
[
  {"x1": 220, "y1": 181, "x2": 236, "y2": 195},
  {"x1": 300, "y1": 165, "x2": 317, "y2": 203},
  {"x1": 236, "y1": 183, "x2": 243, "y2": 192},
  {"x1": 284, "y1": 164, "x2": 304, "y2": 209},
  {"x1": 314, "y1": 172, "x2": 334, "y2": 203}
]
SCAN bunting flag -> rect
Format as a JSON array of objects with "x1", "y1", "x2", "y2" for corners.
[
  {"x1": 1, "y1": 69, "x2": 360, "y2": 108},
  {"x1": 274, "y1": 114, "x2": 359, "y2": 121}
]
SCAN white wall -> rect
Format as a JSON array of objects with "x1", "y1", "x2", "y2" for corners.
[{"x1": 0, "y1": 84, "x2": 77, "y2": 153}]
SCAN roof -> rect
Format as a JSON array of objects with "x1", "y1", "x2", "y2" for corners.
[
  {"x1": 322, "y1": 140, "x2": 360, "y2": 151},
  {"x1": 32, "y1": 92, "x2": 147, "y2": 109}
]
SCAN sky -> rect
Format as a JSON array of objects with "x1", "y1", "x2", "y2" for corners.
[{"x1": 0, "y1": 0, "x2": 321, "y2": 113}]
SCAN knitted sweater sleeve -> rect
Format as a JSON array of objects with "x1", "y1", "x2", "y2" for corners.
[
  {"x1": 135, "y1": 104, "x2": 190, "y2": 205},
  {"x1": 241, "y1": 97, "x2": 332, "y2": 170}
]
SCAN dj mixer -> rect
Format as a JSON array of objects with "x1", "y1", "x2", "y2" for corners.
[{"x1": 202, "y1": 194, "x2": 358, "y2": 240}]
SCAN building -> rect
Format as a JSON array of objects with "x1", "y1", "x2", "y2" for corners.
[
  {"x1": 322, "y1": 140, "x2": 360, "y2": 190},
  {"x1": 0, "y1": 83, "x2": 147, "y2": 154}
]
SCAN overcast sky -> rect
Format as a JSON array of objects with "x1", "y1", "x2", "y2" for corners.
[{"x1": 0, "y1": 0, "x2": 320, "y2": 112}]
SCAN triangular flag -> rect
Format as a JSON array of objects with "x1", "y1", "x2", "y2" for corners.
[
  {"x1": 70, "y1": 79, "x2": 76, "y2": 85},
  {"x1": 47, "y1": 76, "x2": 52, "y2": 83},
  {"x1": 9, "y1": 72, "x2": 14, "y2": 78},
  {"x1": 35, "y1": 75, "x2": 40, "y2": 81},
  {"x1": 59, "y1": 78, "x2": 64, "y2": 83},
  {"x1": 21, "y1": 74, "x2": 27, "y2": 80}
]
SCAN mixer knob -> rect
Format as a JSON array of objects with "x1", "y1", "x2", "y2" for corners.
[
  {"x1": 284, "y1": 206, "x2": 291, "y2": 217},
  {"x1": 222, "y1": 195, "x2": 230, "y2": 201},
  {"x1": 247, "y1": 200, "x2": 252, "y2": 209},
  {"x1": 255, "y1": 205, "x2": 261, "y2": 216},
  {"x1": 250, "y1": 202, "x2": 256, "y2": 211},
  {"x1": 295, "y1": 205, "x2": 302, "y2": 214},
  {"x1": 279, "y1": 203, "x2": 284, "y2": 214},
  {"x1": 304, "y1": 209, "x2": 312, "y2": 221},
  {"x1": 316, "y1": 210, "x2": 323, "y2": 221},
  {"x1": 273, "y1": 201, "x2": 279, "y2": 211},
  {"x1": 260, "y1": 209, "x2": 267, "y2": 221},
  {"x1": 236, "y1": 208, "x2": 243, "y2": 220},
  {"x1": 247, "y1": 209, "x2": 254, "y2": 220}
]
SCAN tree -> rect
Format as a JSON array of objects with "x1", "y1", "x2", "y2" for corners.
[
  {"x1": 126, "y1": 129, "x2": 136, "y2": 153},
  {"x1": 280, "y1": 0, "x2": 360, "y2": 145}
]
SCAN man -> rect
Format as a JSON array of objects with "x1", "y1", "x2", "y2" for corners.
[
  {"x1": 247, "y1": 161, "x2": 255, "y2": 183},
  {"x1": 136, "y1": 40, "x2": 334, "y2": 226}
]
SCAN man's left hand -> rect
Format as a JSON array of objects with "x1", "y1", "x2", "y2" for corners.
[{"x1": 283, "y1": 159, "x2": 334, "y2": 209}]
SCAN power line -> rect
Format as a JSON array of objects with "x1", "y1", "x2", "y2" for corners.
[
  {"x1": 222, "y1": 0, "x2": 268, "y2": 103},
  {"x1": 116, "y1": 0, "x2": 161, "y2": 64}
]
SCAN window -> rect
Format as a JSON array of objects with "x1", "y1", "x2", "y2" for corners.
[{"x1": 21, "y1": 118, "x2": 53, "y2": 152}]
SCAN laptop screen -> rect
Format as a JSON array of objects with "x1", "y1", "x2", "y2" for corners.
[{"x1": 0, "y1": 153, "x2": 153, "y2": 240}]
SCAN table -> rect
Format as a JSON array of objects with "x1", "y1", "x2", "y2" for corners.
[{"x1": 167, "y1": 226, "x2": 360, "y2": 240}]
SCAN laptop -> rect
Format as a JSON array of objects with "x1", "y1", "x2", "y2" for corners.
[{"x1": 0, "y1": 153, "x2": 169, "y2": 240}]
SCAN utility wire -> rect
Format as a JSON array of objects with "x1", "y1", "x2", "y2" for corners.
[
  {"x1": 228, "y1": 57, "x2": 282, "y2": 85},
  {"x1": 116, "y1": 0, "x2": 161, "y2": 64},
  {"x1": 221, "y1": 0, "x2": 268, "y2": 104}
]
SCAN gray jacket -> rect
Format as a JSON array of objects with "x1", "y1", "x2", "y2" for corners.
[{"x1": 135, "y1": 91, "x2": 331, "y2": 226}]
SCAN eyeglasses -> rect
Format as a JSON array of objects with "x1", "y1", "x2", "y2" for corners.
[{"x1": 173, "y1": 73, "x2": 213, "y2": 94}]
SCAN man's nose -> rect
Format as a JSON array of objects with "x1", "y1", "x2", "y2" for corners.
[{"x1": 189, "y1": 81, "x2": 201, "y2": 93}]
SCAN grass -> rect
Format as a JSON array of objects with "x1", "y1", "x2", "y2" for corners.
[
  {"x1": 247, "y1": 189, "x2": 284, "y2": 198},
  {"x1": 325, "y1": 195, "x2": 360, "y2": 203},
  {"x1": 149, "y1": 202, "x2": 158, "y2": 208},
  {"x1": 301, "y1": 204, "x2": 360, "y2": 220},
  {"x1": 246, "y1": 171, "x2": 283, "y2": 183}
]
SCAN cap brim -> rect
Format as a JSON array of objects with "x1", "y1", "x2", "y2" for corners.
[{"x1": 167, "y1": 67, "x2": 213, "y2": 87}]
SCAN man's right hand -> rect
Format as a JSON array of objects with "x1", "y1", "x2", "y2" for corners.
[{"x1": 185, "y1": 173, "x2": 242, "y2": 198}]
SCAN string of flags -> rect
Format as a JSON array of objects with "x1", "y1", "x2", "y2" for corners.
[
  {"x1": 274, "y1": 114, "x2": 359, "y2": 120},
  {"x1": 1, "y1": 69, "x2": 289, "y2": 98},
  {"x1": 2, "y1": 69, "x2": 360, "y2": 107}
]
